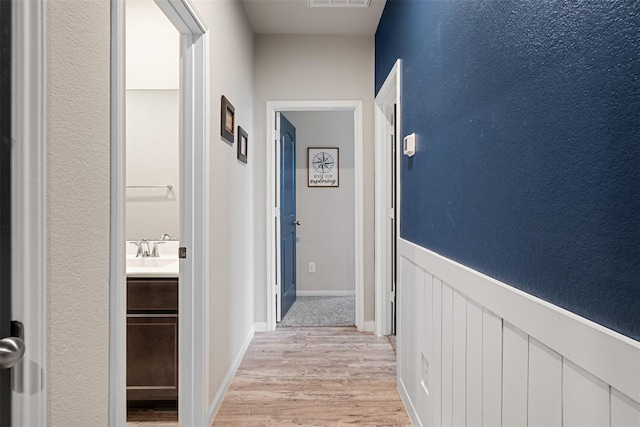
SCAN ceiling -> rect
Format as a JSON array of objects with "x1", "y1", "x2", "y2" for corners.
[{"x1": 241, "y1": 0, "x2": 387, "y2": 35}]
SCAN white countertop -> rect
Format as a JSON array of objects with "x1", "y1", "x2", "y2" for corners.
[{"x1": 126, "y1": 241, "x2": 180, "y2": 278}]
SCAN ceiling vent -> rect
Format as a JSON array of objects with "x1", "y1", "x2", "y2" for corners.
[{"x1": 308, "y1": 0, "x2": 371, "y2": 8}]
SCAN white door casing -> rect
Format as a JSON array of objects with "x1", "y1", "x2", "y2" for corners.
[
  {"x1": 374, "y1": 59, "x2": 401, "y2": 337},
  {"x1": 11, "y1": 0, "x2": 47, "y2": 425},
  {"x1": 266, "y1": 101, "x2": 365, "y2": 332},
  {"x1": 110, "y1": 1, "x2": 209, "y2": 426}
]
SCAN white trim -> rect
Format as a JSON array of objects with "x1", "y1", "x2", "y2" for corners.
[
  {"x1": 108, "y1": 0, "x2": 127, "y2": 424},
  {"x1": 274, "y1": 112, "x2": 282, "y2": 323},
  {"x1": 155, "y1": 0, "x2": 207, "y2": 34},
  {"x1": 207, "y1": 325, "x2": 256, "y2": 425},
  {"x1": 374, "y1": 59, "x2": 401, "y2": 337},
  {"x1": 266, "y1": 100, "x2": 365, "y2": 332},
  {"x1": 296, "y1": 291, "x2": 356, "y2": 297},
  {"x1": 253, "y1": 322, "x2": 268, "y2": 332},
  {"x1": 398, "y1": 237, "x2": 640, "y2": 404},
  {"x1": 175, "y1": 27, "x2": 209, "y2": 427},
  {"x1": 364, "y1": 321, "x2": 375, "y2": 332},
  {"x1": 110, "y1": 2, "x2": 209, "y2": 426},
  {"x1": 11, "y1": 0, "x2": 47, "y2": 425},
  {"x1": 398, "y1": 378, "x2": 421, "y2": 427}
]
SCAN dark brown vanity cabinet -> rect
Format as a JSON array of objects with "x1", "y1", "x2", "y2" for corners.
[{"x1": 126, "y1": 278, "x2": 178, "y2": 403}]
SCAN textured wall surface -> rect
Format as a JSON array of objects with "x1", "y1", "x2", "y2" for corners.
[
  {"x1": 47, "y1": 0, "x2": 111, "y2": 424},
  {"x1": 376, "y1": 0, "x2": 639, "y2": 340},
  {"x1": 191, "y1": 0, "x2": 256, "y2": 407}
]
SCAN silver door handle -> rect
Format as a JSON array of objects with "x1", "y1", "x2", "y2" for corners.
[
  {"x1": 294, "y1": 221, "x2": 301, "y2": 226},
  {"x1": 0, "y1": 336, "x2": 25, "y2": 369}
]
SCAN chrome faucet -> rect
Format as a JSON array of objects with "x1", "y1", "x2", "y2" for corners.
[
  {"x1": 151, "y1": 241, "x2": 165, "y2": 257},
  {"x1": 140, "y1": 239, "x2": 150, "y2": 257},
  {"x1": 160, "y1": 233, "x2": 172, "y2": 241},
  {"x1": 130, "y1": 239, "x2": 151, "y2": 258}
]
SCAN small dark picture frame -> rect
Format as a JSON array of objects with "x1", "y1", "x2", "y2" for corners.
[
  {"x1": 220, "y1": 95, "x2": 235, "y2": 144},
  {"x1": 237, "y1": 126, "x2": 248, "y2": 163}
]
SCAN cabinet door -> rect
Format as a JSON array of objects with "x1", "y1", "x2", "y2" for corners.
[
  {"x1": 127, "y1": 315, "x2": 178, "y2": 401},
  {"x1": 127, "y1": 278, "x2": 178, "y2": 312}
]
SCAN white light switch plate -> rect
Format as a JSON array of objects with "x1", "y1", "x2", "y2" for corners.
[{"x1": 403, "y1": 133, "x2": 416, "y2": 157}]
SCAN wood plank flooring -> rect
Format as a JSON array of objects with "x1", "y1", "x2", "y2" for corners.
[{"x1": 211, "y1": 327, "x2": 411, "y2": 426}]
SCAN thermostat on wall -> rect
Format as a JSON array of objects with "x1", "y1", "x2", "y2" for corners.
[{"x1": 403, "y1": 133, "x2": 416, "y2": 157}]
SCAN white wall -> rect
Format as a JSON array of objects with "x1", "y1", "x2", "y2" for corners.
[
  {"x1": 46, "y1": 0, "x2": 111, "y2": 424},
  {"x1": 125, "y1": 0, "x2": 179, "y2": 90},
  {"x1": 284, "y1": 111, "x2": 355, "y2": 294},
  {"x1": 125, "y1": 0, "x2": 180, "y2": 241},
  {"x1": 397, "y1": 238, "x2": 640, "y2": 427},
  {"x1": 125, "y1": 90, "x2": 180, "y2": 240},
  {"x1": 253, "y1": 34, "x2": 375, "y2": 322},
  {"x1": 190, "y1": 0, "x2": 256, "y2": 421}
]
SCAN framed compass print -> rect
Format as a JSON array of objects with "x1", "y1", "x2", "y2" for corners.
[{"x1": 308, "y1": 147, "x2": 339, "y2": 187}]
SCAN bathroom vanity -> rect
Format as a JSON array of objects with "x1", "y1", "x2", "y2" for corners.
[
  {"x1": 126, "y1": 242, "x2": 180, "y2": 408},
  {"x1": 127, "y1": 277, "x2": 178, "y2": 403}
]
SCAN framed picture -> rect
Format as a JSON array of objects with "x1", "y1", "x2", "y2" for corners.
[
  {"x1": 220, "y1": 95, "x2": 235, "y2": 144},
  {"x1": 308, "y1": 147, "x2": 339, "y2": 187},
  {"x1": 237, "y1": 126, "x2": 248, "y2": 163}
]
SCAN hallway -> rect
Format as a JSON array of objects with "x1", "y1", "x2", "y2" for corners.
[{"x1": 211, "y1": 327, "x2": 411, "y2": 426}]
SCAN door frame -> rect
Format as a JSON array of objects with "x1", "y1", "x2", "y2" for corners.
[
  {"x1": 374, "y1": 59, "x2": 401, "y2": 337},
  {"x1": 11, "y1": 0, "x2": 47, "y2": 425},
  {"x1": 110, "y1": 1, "x2": 209, "y2": 426},
  {"x1": 265, "y1": 100, "x2": 365, "y2": 332}
]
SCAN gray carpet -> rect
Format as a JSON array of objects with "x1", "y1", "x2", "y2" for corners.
[{"x1": 278, "y1": 296, "x2": 355, "y2": 327}]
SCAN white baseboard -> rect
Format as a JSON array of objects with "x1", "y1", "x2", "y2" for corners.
[
  {"x1": 398, "y1": 378, "x2": 421, "y2": 427},
  {"x1": 364, "y1": 321, "x2": 375, "y2": 332},
  {"x1": 207, "y1": 325, "x2": 255, "y2": 425},
  {"x1": 254, "y1": 322, "x2": 268, "y2": 332},
  {"x1": 297, "y1": 290, "x2": 355, "y2": 297}
]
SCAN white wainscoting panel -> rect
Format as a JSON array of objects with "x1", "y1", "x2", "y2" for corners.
[
  {"x1": 482, "y1": 308, "x2": 502, "y2": 427},
  {"x1": 452, "y1": 290, "x2": 467, "y2": 427},
  {"x1": 432, "y1": 278, "x2": 443, "y2": 427},
  {"x1": 440, "y1": 284, "x2": 453, "y2": 427},
  {"x1": 502, "y1": 321, "x2": 528, "y2": 427},
  {"x1": 563, "y1": 359, "x2": 609, "y2": 427},
  {"x1": 417, "y1": 273, "x2": 434, "y2": 425},
  {"x1": 528, "y1": 337, "x2": 562, "y2": 427},
  {"x1": 466, "y1": 300, "x2": 483, "y2": 427},
  {"x1": 611, "y1": 387, "x2": 640, "y2": 427},
  {"x1": 396, "y1": 238, "x2": 640, "y2": 427}
]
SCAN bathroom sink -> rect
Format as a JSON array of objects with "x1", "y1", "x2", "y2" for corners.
[
  {"x1": 126, "y1": 257, "x2": 179, "y2": 277},
  {"x1": 126, "y1": 257, "x2": 178, "y2": 268}
]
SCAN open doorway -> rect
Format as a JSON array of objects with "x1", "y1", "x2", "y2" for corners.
[
  {"x1": 266, "y1": 101, "x2": 364, "y2": 332},
  {"x1": 374, "y1": 59, "x2": 401, "y2": 337},
  {"x1": 276, "y1": 110, "x2": 357, "y2": 328},
  {"x1": 124, "y1": 0, "x2": 180, "y2": 421},
  {"x1": 110, "y1": 0, "x2": 209, "y2": 425}
]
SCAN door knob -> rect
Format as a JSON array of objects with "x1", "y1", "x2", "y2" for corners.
[
  {"x1": 294, "y1": 220, "x2": 301, "y2": 226},
  {"x1": 0, "y1": 336, "x2": 25, "y2": 369}
]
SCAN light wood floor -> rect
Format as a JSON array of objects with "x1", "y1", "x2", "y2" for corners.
[{"x1": 211, "y1": 327, "x2": 411, "y2": 426}]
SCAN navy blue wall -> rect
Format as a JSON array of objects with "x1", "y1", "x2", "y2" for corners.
[{"x1": 376, "y1": 0, "x2": 640, "y2": 340}]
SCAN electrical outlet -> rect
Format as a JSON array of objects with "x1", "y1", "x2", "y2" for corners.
[{"x1": 308, "y1": 262, "x2": 316, "y2": 273}]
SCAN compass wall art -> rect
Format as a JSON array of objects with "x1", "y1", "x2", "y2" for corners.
[{"x1": 308, "y1": 147, "x2": 339, "y2": 187}]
